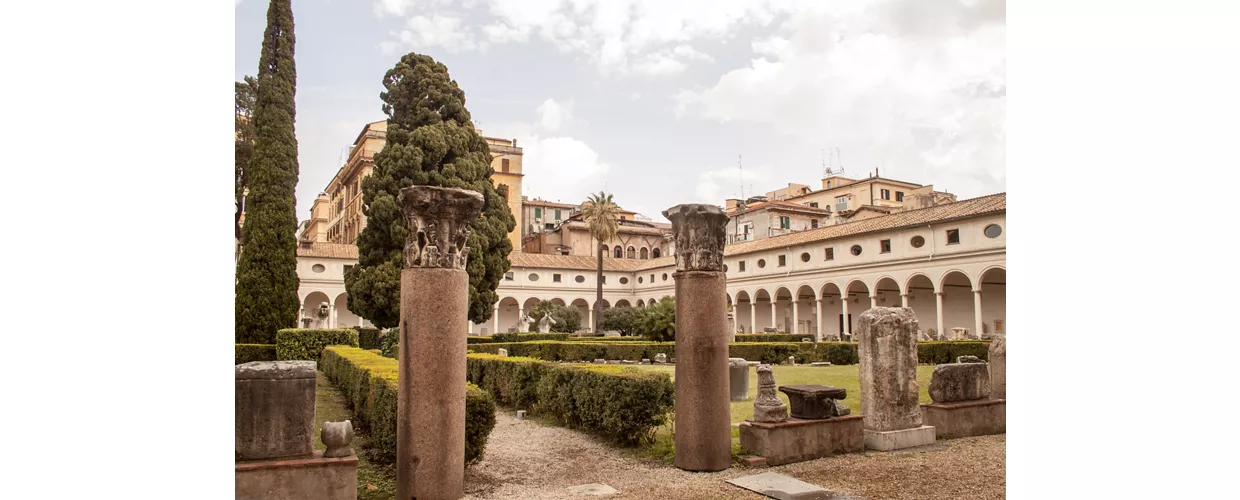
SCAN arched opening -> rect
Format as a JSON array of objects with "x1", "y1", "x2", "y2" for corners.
[
  {"x1": 640, "y1": 247, "x2": 649, "y2": 259},
  {"x1": 549, "y1": 298, "x2": 567, "y2": 307},
  {"x1": 754, "y1": 289, "x2": 774, "y2": 332},
  {"x1": 627, "y1": 246, "x2": 636, "y2": 259},
  {"x1": 570, "y1": 298, "x2": 590, "y2": 332},
  {"x1": 844, "y1": 280, "x2": 871, "y2": 339},
  {"x1": 819, "y1": 283, "x2": 844, "y2": 340},
  {"x1": 301, "y1": 292, "x2": 331, "y2": 329},
  {"x1": 774, "y1": 287, "x2": 794, "y2": 333},
  {"x1": 979, "y1": 267, "x2": 1006, "y2": 337},
  {"x1": 613, "y1": 246, "x2": 623, "y2": 258},
  {"x1": 940, "y1": 271, "x2": 976, "y2": 339},
  {"x1": 615, "y1": 299, "x2": 631, "y2": 308},
  {"x1": 794, "y1": 285, "x2": 816, "y2": 337},
  {"x1": 874, "y1": 277, "x2": 901, "y2": 309},
  {"x1": 496, "y1": 297, "x2": 521, "y2": 334},
  {"x1": 636, "y1": 299, "x2": 646, "y2": 308},
  {"x1": 905, "y1": 274, "x2": 938, "y2": 338},
  {"x1": 652, "y1": 248, "x2": 661, "y2": 258},
  {"x1": 735, "y1": 291, "x2": 753, "y2": 333},
  {"x1": 599, "y1": 244, "x2": 609, "y2": 257},
  {"x1": 335, "y1": 293, "x2": 360, "y2": 328}
]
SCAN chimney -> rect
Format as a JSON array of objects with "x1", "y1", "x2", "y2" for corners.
[{"x1": 512, "y1": 138, "x2": 518, "y2": 148}]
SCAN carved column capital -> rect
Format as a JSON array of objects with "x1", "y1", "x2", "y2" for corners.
[
  {"x1": 397, "y1": 185, "x2": 484, "y2": 270},
  {"x1": 662, "y1": 203, "x2": 728, "y2": 272}
]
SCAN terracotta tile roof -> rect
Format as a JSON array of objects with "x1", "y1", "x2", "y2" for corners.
[
  {"x1": 296, "y1": 242, "x2": 359, "y2": 259},
  {"x1": 728, "y1": 200, "x2": 833, "y2": 216},
  {"x1": 508, "y1": 252, "x2": 650, "y2": 271},
  {"x1": 725, "y1": 192, "x2": 1006, "y2": 256},
  {"x1": 524, "y1": 199, "x2": 580, "y2": 209},
  {"x1": 634, "y1": 256, "x2": 676, "y2": 271},
  {"x1": 560, "y1": 220, "x2": 668, "y2": 236}
]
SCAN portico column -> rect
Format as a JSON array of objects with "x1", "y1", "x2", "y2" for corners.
[
  {"x1": 870, "y1": 294, "x2": 878, "y2": 309},
  {"x1": 769, "y1": 301, "x2": 777, "y2": 332},
  {"x1": 750, "y1": 303, "x2": 757, "y2": 333},
  {"x1": 588, "y1": 307, "x2": 594, "y2": 333},
  {"x1": 298, "y1": 307, "x2": 305, "y2": 328},
  {"x1": 792, "y1": 300, "x2": 800, "y2": 335},
  {"x1": 973, "y1": 290, "x2": 984, "y2": 338},
  {"x1": 841, "y1": 297, "x2": 850, "y2": 339},
  {"x1": 815, "y1": 299, "x2": 823, "y2": 341},
  {"x1": 901, "y1": 293, "x2": 909, "y2": 308},
  {"x1": 935, "y1": 292, "x2": 946, "y2": 340},
  {"x1": 492, "y1": 305, "x2": 500, "y2": 336},
  {"x1": 330, "y1": 305, "x2": 337, "y2": 329}
]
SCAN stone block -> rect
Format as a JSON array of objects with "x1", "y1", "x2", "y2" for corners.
[
  {"x1": 729, "y1": 358, "x2": 750, "y2": 402},
  {"x1": 654, "y1": 353, "x2": 667, "y2": 363},
  {"x1": 235, "y1": 361, "x2": 317, "y2": 461},
  {"x1": 777, "y1": 385, "x2": 847, "y2": 420},
  {"x1": 497, "y1": 348, "x2": 508, "y2": 357},
  {"x1": 739, "y1": 455, "x2": 768, "y2": 468},
  {"x1": 856, "y1": 307, "x2": 923, "y2": 432},
  {"x1": 989, "y1": 333, "x2": 1006, "y2": 399},
  {"x1": 921, "y1": 399, "x2": 1005, "y2": 439},
  {"x1": 862, "y1": 425, "x2": 937, "y2": 451},
  {"x1": 738, "y1": 415, "x2": 865, "y2": 466},
  {"x1": 928, "y1": 363, "x2": 990, "y2": 403},
  {"x1": 235, "y1": 451, "x2": 358, "y2": 500}
]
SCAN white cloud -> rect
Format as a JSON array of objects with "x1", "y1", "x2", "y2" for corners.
[
  {"x1": 382, "y1": 14, "x2": 478, "y2": 54},
  {"x1": 677, "y1": 0, "x2": 1006, "y2": 197},
  {"x1": 484, "y1": 118, "x2": 611, "y2": 204},
  {"x1": 536, "y1": 99, "x2": 574, "y2": 132},
  {"x1": 629, "y1": 44, "x2": 714, "y2": 76},
  {"x1": 695, "y1": 164, "x2": 772, "y2": 203}
]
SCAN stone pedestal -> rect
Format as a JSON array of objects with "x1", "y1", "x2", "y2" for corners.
[
  {"x1": 863, "y1": 426, "x2": 937, "y2": 451},
  {"x1": 729, "y1": 358, "x2": 750, "y2": 402},
  {"x1": 738, "y1": 415, "x2": 864, "y2": 466},
  {"x1": 235, "y1": 361, "x2": 317, "y2": 461},
  {"x1": 236, "y1": 451, "x2": 358, "y2": 500},
  {"x1": 921, "y1": 399, "x2": 1006, "y2": 439},
  {"x1": 665, "y1": 202, "x2": 731, "y2": 472},
  {"x1": 857, "y1": 307, "x2": 935, "y2": 450},
  {"x1": 778, "y1": 385, "x2": 847, "y2": 420},
  {"x1": 395, "y1": 185, "x2": 483, "y2": 500}
]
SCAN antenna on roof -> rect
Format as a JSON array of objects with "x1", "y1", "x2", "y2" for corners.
[{"x1": 738, "y1": 154, "x2": 744, "y2": 200}]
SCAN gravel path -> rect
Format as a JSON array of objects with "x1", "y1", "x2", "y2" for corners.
[{"x1": 464, "y1": 410, "x2": 1005, "y2": 499}]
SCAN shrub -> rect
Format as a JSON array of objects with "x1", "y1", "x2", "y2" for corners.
[
  {"x1": 564, "y1": 336, "x2": 654, "y2": 342},
  {"x1": 235, "y1": 344, "x2": 276, "y2": 364},
  {"x1": 468, "y1": 341, "x2": 676, "y2": 362},
  {"x1": 320, "y1": 346, "x2": 496, "y2": 464},
  {"x1": 815, "y1": 342, "x2": 859, "y2": 365},
  {"x1": 729, "y1": 342, "x2": 817, "y2": 364},
  {"x1": 275, "y1": 328, "x2": 359, "y2": 361},
  {"x1": 633, "y1": 297, "x2": 676, "y2": 341},
  {"x1": 735, "y1": 333, "x2": 808, "y2": 343},
  {"x1": 466, "y1": 354, "x2": 674, "y2": 445},
  {"x1": 549, "y1": 305, "x2": 580, "y2": 333},
  {"x1": 600, "y1": 307, "x2": 638, "y2": 336},
  {"x1": 491, "y1": 332, "x2": 569, "y2": 343},
  {"x1": 379, "y1": 329, "x2": 399, "y2": 358},
  {"x1": 354, "y1": 327, "x2": 382, "y2": 349},
  {"x1": 917, "y1": 341, "x2": 990, "y2": 364},
  {"x1": 467, "y1": 336, "x2": 496, "y2": 344},
  {"x1": 469, "y1": 340, "x2": 987, "y2": 365}
]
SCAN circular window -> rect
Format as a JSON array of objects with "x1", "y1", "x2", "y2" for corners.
[
  {"x1": 662, "y1": 273, "x2": 668, "y2": 281},
  {"x1": 984, "y1": 224, "x2": 1002, "y2": 238},
  {"x1": 800, "y1": 252, "x2": 810, "y2": 262},
  {"x1": 620, "y1": 277, "x2": 629, "y2": 285},
  {"x1": 723, "y1": 264, "x2": 729, "y2": 273},
  {"x1": 911, "y1": 236, "x2": 925, "y2": 248},
  {"x1": 575, "y1": 275, "x2": 585, "y2": 283},
  {"x1": 312, "y1": 264, "x2": 325, "y2": 273},
  {"x1": 528, "y1": 273, "x2": 539, "y2": 281},
  {"x1": 850, "y1": 245, "x2": 862, "y2": 256},
  {"x1": 638, "y1": 276, "x2": 644, "y2": 284},
  {"x1": 758, "y1": 259, "x2": 766, "y2": 268}
]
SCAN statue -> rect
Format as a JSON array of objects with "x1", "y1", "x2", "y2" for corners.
[{"x1": 751, "y1": 364, "x2": 788, "y2": 423}]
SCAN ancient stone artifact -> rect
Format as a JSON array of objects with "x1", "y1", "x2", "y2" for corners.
[
  {"x1": 664, "y1": 202, "x2": 732, "y2": 472},
  {"x1": 321, "y1": 420, "x2": 355, "y2": 458},
  {"x1": 396, "y1": 185, "x2": 484, "y2": 500},
  {"x1": 777, "y1": 385, "x2": 850, "y2": 420},
  {"x1": 950, "y1": 327, "x2": 970, "y2": 340},
  {"x1": 235, "y1": 360, "x2": 317, "y2": 460},
  {"x1": 655, "y1": 353, "x2": 667, "y2": 364},
  {"x1": 497, "y1": 348, "x2": 508, "y2": 357},
  {"x1": 989, "y1": 332, "x2": 1006, "y2": 399},
  {"x1": 752, "y1": 364, "x2": 788, "y2": 423},
  {"x1": 857, "y1": 307, "x2": 924, "y2": 432},
  {"x1": 928, "y1": 362, "x2": 990, "y2": 403},
  {"x1": 957, "y1": 355, "x2": 982, "y2": 363},
  {"x1": 729, "y1": 358, "x2": 750, "y2": 402},
  {"x1": 787, "y1": 356, "x2": 796, "y2": 366}
]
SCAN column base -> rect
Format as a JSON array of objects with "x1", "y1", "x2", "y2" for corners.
[{"x1": 863, "y1": 425, "x2": 936, "y2": 451}]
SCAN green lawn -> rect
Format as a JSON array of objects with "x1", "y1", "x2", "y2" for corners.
[{"x1": 314, "y1": 372, "x2": 397, "y2": 500}]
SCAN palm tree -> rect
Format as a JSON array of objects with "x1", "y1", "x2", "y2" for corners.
[{"x1": 580, "y1": 191, "x2": 619, "y2": 333}]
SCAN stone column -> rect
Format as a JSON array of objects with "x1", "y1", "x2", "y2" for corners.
[
  {"x1": 870, "y1": 294, "x2": 878, "y2": 309},
  {"x1": 841, "y1": 297, "x2": 850, "y2": 339},
  {"x1": 792, "y1": 299, "x2": 800, "y2": 335},
  {"x1": 973, "y1": 290, "x2": 984, "y2": 339},
  {"x1": 588, "y1": 307, "x2": 595, "y2": 333},
  {"x1": 857, "y1": 307, "x2": 934, "y2": 450},
  {"x1": 663, "y1": 203, "x2": 731, "y2": 472},
  {"x1": 769, "y1": 301, "x2": 777, "y2": 332},
  {"x1": 329, "y1": 305, "x2": 337, "y2": 329},
  {"x1": 492, "y1": 305, "x2": 500, "y2": 335},
  {"x1": 935, "y1": 292, "x2": 945, "y2": 339},
  {"x1": 396, "y1": 185, "x2": 484, "y2": 500},
  {"x1": 749, "y1": 303, "x2": 757, "y2": 334},
  {"x1": 901, "y1": 293, "x2": 909, "y2": 308},
  {"x1": 815, "y1": 299, "x2": 823, "y2": 341}
]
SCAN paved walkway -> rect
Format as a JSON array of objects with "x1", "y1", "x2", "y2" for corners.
[{"x1": 464, "y1": 409, "x2": 1005, "y2": 500}]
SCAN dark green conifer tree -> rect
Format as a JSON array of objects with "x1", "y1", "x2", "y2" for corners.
[
  {"x1": 346, "y1": 53, "x2": 515, "y2": 328},
  {"x1": 235, "y1": 0, "x2": 300, "y2": 343}
]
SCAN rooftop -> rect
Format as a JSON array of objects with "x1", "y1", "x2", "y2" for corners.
[
  {"x1": 508, "y1": 253, "x2": 652, "y2": 272},
  {"x1": 296, "y1": 242, "x2": 359, "y2": 260}
]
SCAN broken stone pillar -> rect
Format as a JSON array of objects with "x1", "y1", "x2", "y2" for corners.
[
  {"x1": 729, "y1": 358, "x2": 750, "y2": 402},
  {"x1": 857, "y1": 307, "x2": 935, "y2": 450},
  {"x1": 664, "y1": 203, "x2": 732, "y2": 472},
  {"x1": 396, "y1": 185, "x2": 484, "y2": 500},
  {"x1": 928, "y1": 362, "x2": 990, "y2": 403},
  {"x1": 752, "y1": 364, "x2": 788, "y2": 423},
  {"x1": 989, "y1": 333, "x2": 1006, "y2": 399},
  {"x1": 235, "y1": 360, "x2": 317, "y2": 461}
]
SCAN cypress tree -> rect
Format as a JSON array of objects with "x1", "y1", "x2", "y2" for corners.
[
  {"x1": 235, "y1": 0, "x2": 300, "y2": 343},
  {"x1": 345, "y1": 52, "x2": 515, "y2": 328}
]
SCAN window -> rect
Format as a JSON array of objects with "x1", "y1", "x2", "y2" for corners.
[
  {"x1": 614, "y1": 246, "x2": 623, "y2": 258},
  {"x1": 312, "y1": 264, "x2": 326, "y2": 273},
  {"x1": 534, "y1": 207, "x2": 542, "y2": 219},
  {"x1": 947, "y1": 228, "x2": 960, "y2": 245},
  {"x1": 835, "y1": 196, "x2": 848, "y2": 212},
  {"x1": 600, "y1": 276, "x2": 607, "y2": 284},
  {"x1": 528, "y1": 273, "x2": 540, "y2": 281},
  {"x1": 553, "y1": 273, "x2": 562, "y2": 283},
  {"x1": 825, "y1": 248, "x2": 834, "y2": 260},
  {"x1": 638, "y1": 276, "x2": 644, "y2": 283},
  {"x1": 758, "y1": 259, "x2": 766, "y2": 268},
  {"x1": 652, "y1": 248, "x2": 661, "y2": 258},
  {"x1": 501, "y1": 158, "x2": 510, "y2": 173},
  {"x1": 808, "y1": 202, "x2": 819, "y2": 208},
  {"x1": 650, "y1": 274, "x2": 655, "y2": 282},
  {"x1": 575, "y1": 275, "x2": 585, "y2": 283},
  {"x1": 627, "y1": 246, "x2": 636, "y2": 259},
  {"x1": 778, "y1": 255, "x2": 787, "y2": 267},
  {"x1": 545, "y1": 223, "x2": 555, "y2": 230},
  {"x1": 640, "y1": 247, "x2": 648, "y2": 259},
  {"x1": 554, "y1": 209, "x2": 562, "y2": 220},
  {"x1": 850, "y1": 245, "x2": 862, "y2": 256},
  {"x1": 620, "y1": 277, "x2": 629, "y2": 285},
  {"x1": 896, "y1": 191, "x2": 904, "y2": 202},
  {"x1": 800, "y1": 252, "x2": 810, "y2": 262},
  {"x1": 984, "y1": 224, "x2": 1002, "y2": 238},
  {"x1": 881, "y1": 189, "x2": 891, "y2": 200},
  {"x1": 724, "y1": 264, "x2": 729, "y2": 272},
  {"x1": 779, "y1": 216, "x2": 790, "y2": 229},
  {"x1": 662, "y1": 273, "x2": 668, "y2": 281},
  {"x1": 811, "y1": 219, "x2": 819, "y2": 229},
  {"x1": 880, "y1": 239, "x2": 891, "y2": 253},
  {"x1": 504, "y1": 272, "x2": 515, "y2": 281},
  {"x1": 911, "y1": 235, "x2": 925, "y2": 248},
  {"x1": 600, "y1": 244, "x2": 609, "y2": 255}
]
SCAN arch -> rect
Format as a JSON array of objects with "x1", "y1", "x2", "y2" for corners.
[
  {"x1": 613, "y1": 246, "x2": 623, "y2": 258},
  {"x1": 652, "y1": 248, "x2": 661, "y2": 258},
  {"x1": 496, "y1": 297, "x2": 521, "y2": 334},
  {"x1": 978, "y1": 267, "x2": 1006, "y2": 336},
  {"x1": 904, "y1": 274, "x2": 938, "y2": 337},
  {"x1": 549, "y1": 297, "x2": 567, "y2": 307},
  {"x1": 334, "y1": 292, "x2": 360, "y2": 328},
  {"x1": 937, "y1": 268, "x2": 972, "y2": 292},
  {"x1": 817, "y1": 283, "x2": 844, "y2": 339},
  {"x1": 873, "y1": 276, "x2": 901, "y2": 308},
  {"x1": 599, "y1": 244, "x2": 609, "y2": 256},
  {"x1": 905, "y1": 273, "x2": 937, "y2": 295},
  {"x1": 301, "y1": 292, "x2": 331, "y2": 329},
  {"x1": 940, "y1": 270, "x2": 976, "y2": 338},
  {"x1": 626, "y1": 246, "x2": 636, "y2": 259},
  {"x1": 640, "y1": 247, "x2": 649, "y2": 259},
  {"x1": 733, "y1": 290, "x2": 753, "y2": 334},
  {"x1": 615, "y1": 299, "x2": 632, "y2": 308},
  {"x1": 793, "y1": 285, "x2": 816, "y2": 337},
  {"x1": 569, "y1": 298, "x2": 591, "y2": 332},
  {"x1": 635, "y1": 299, "x2": 646, "y2": 308},
  {"x1": 595, "y1": 298, "x2": 612, "y2": 309},
  {"x1": 753, "y1": 288, "x2": 774, "y2": 333}
]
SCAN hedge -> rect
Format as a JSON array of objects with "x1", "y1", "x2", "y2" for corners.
[
  {"x1": 734, "y1": 333, "x2": 813, "y2": 343},
  {"x1": 466, "y1": 354, "x2": 674, "y2": 446},
  {"x1": 491, "y1": 332, "x2": 570, "y2": 343},
  {"x1": 235, "y1": 344, "x2": 276, "y2": 364},
  {"x1": 564, "y1": 336, "x2": 654, "y2": 342},
  {"x1": 468, "y1": 340, "x2": 989, "y2": 365},
  {"x1": 354, "y1": 327, "x2": 382, "y2": 350},
  {"x1": 320, "y1": 346, "x2": 496, "y2": 464},
  {"x1": 276, "y1": 328, "x2": 359, "y2": 361},
  {"x1": 467, "y1": 336, "x2": 496, "y2": 344}
]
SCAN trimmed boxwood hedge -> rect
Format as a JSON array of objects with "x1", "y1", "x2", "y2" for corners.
[
  {"x1": 354, "y1": 327, "x2": 382, "y2": 350},
  {"x1": 467, "y1": 336, "x2": 496, "y2": 344},
  {"x1": 468, "y1": 340, "x2": 989, "y2": 365},
  {"x1": 276, "y1": 328, "x2": 359, "y2": 361},
  {"x1": 466, "y1": 353, "x2": 674, "y2": 446},
  {"x1": 491, "y1": 332, "x2": 570, "y2": 343},
  {"x1": 734, "y1": 333, "x2": 812, "y2": 343},
  {"x1": 564, "y1": 336, "x2": 653, "y2": 342},
  {"x1": 235, "y1": 344, "x2": 276, "y2": 364},
  {"x1": 320, "y1": 346, "x2": 496, "y2": 464}
]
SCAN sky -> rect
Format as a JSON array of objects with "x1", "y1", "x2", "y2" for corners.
[{"x1": 235, "y1": 0, "x2": 1005, "y2": 223}]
